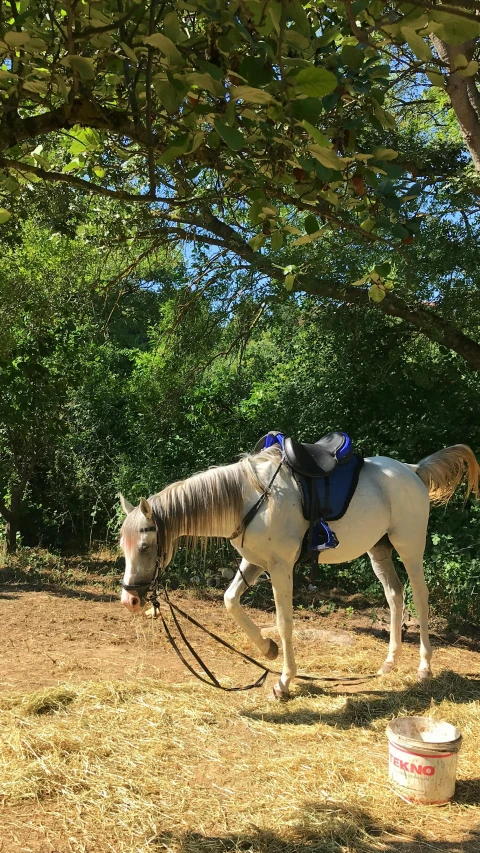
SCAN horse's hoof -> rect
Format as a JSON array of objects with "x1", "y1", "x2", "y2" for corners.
[
  {"x1": 417, "y1": 669, "x2": 432, "y2": 682},
  {"x1": 264, "y1": 639, "x2": 279, "y2": 661},
  {"x1": 268, "y1": 683, "x2": 290, "y2": 701},
  {"x1": 378, "y1": 661, "x2": 396, "y2": 675}
]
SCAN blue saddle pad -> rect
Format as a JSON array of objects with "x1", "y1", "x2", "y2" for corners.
[
  {"x1": 299, "y1": 454, "x2": 364, "y2": 522},
  {"x1": 258, "y1": 431, "x2": 363, "y2": 553}
]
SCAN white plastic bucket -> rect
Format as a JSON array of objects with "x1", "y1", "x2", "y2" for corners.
[{"x1": 386, "y1": 716, "x2": 462, "y2": 804}]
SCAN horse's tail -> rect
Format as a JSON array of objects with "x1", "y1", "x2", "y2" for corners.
[{"x1": 412, "y1": 445, "x2": 480, "y2": 504}]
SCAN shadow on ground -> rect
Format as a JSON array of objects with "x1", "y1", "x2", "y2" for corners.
[
  {"x1": 352, "y1": 623, "x2": 480, "y2": 653},
  {"x1": 150, "y1": 803, "x2": 480, "y2": 853},
  {"x1": 0, "y1": 576, "x2": 117, "y2": 602},
  {"x1": 242, "y1": 671, "x2": 480, "y2": 730}
]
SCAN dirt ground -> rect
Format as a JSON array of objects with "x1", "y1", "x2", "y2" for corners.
[
  {"x1": 1, "y1": 582, "x2": 478, "y2": 695},
  {"x1": 0, "y1": 557, "x2": 479, "y2": 853}
]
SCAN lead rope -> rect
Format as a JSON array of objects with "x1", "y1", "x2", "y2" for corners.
[{"x1": 149, "y1": 583, "x2": 376, "y2": 690}]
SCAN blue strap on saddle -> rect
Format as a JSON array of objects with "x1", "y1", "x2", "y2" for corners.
[{"x1": 264, "y1": 432, "x2": 285, "y2": 451}]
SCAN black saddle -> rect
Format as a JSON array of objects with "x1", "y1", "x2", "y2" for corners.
[
  {"x1": 285, "y1": 432, "x2": 352, "y2": 477},
  {"x1": 255, "y1": 430, "x2": 352, "y2": 478}
]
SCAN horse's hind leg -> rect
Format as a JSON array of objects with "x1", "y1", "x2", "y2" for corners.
[
  {"x1": 224, "y1": 560, "x2": 278, "y2": 660},
  {"x1": 388, "y1": 537, "x2": 432, "y2": 681},
  {"x1": 368, "y1": 536, "x2": 404, "y2": 675}
]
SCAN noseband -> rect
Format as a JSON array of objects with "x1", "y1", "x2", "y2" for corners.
[{"x1": 120, "y1": 524, "x2": 161, "y2": 600}]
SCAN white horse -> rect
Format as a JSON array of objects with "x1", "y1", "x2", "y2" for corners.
[{"x1": 119, "y1": 443, "x2": 478, "y2": 699}]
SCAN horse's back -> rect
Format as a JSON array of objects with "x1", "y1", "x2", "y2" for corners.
[{"x1": 318, "y1": 456, "x2": 429, "y2": 564}]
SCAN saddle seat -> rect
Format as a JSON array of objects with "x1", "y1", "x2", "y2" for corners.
[{"x1": 284, "y1": 432, "x2": 352, "y2": 478}]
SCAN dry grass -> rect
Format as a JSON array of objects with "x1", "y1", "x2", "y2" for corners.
[{"x1": 0, "y1": 663, "x2": 479, "y2": 853}]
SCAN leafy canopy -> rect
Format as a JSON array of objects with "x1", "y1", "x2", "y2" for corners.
[{"x1": 1, "y1": 0, "x2": 478, "y2": 253}]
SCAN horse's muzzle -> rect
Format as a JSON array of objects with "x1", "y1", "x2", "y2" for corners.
[{"x1": 121, "y1": 589, "x2": 144, "y2": 612}]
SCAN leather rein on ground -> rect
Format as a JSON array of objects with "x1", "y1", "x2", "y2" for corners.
[{"x1": 121, "y1": 461, "x2": 376, "y2": 691}]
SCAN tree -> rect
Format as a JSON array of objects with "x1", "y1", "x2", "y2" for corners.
[
  {"x1": 1, "y1": 1, "x2": 480, "y2": 366},
  {"x1": 0, "y1": 211, "x2": 178, "y2": 551}
]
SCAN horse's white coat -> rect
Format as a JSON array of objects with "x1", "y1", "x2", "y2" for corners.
[{"x1": 120, "y1": 445, "x2": 477, "y2": 697}]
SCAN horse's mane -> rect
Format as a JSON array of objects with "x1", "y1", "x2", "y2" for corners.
[{"x1": 122, "y1": 446, "x2": 282, "y2": 559}]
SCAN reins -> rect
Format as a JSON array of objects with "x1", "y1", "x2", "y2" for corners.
[{"x1": 148, "y1": 583, "x2": 376, "y2": 690}]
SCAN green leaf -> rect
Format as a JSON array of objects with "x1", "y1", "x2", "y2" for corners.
[
  {"x1": 158, "y1": 134, "x2": 190, "y2": 164},
  {"x1": 341, "y1": 44, "x2": 364, "y2": 71},
  {"x1": 163, "y1": 12, "x2": 181, "y2": 43},
  {"x1": 392, "y1": 223, "x2": 409, "y2": 240},
  {"x1": 249, "y1": 233, "x2": 266, "y2": 251},
  {"x1": 284, "y1": 273, "x2": 295, "y2": 290},
  {"x1": 186, "y1": 72, "x2": 221, "y2": 96},
  {"x1": 295, "y1": 67, "x2": 338, "y2": 98},
  {"x1": 120, "y1": 42, "x2": 138, "y2": 64},
  {"x1": 207, "y1": 130, "x2": 220, "y2": 148},
  {"x1": 231, "y1": 85, "x2": 273, "y2": 104},
  {"x1": 360, "y1": 217, "x2": 376, "y2": 232},
  {"x1": 369, "y1": 283, "x2": 386, "y2": 302},
  {"x1": 214, "y1": 119, "x2": 244, "y2": 151},
  {"x1": 401, "y1": 28, "x2": 432, "y2": 62},
  {"x1": 426, "y1": 69, "x2": 444, "y2": 87},
  {"x1": 271, "y1": 231, "x2": 283, "y2": 250},
  {"x1": 457, "y1": 61, "x2": 479, "y2": 78},
  {"x1": 22, "y1": 80, "x2": 48, "y2": 94},
  {"x1": 62, "y1": 56, "x2": 96, "y2": 81},
  {"x1": 302, "y1": 120, "x2": 330, "y2": 147},
  {"x1": 3, "y1": 31, "x2": 30, "y2": 48},
  {"x1": 0, "y1": 68, "x2": 18, "y2": 80},
  {"x1": 0, "y1": 208, "x2": 12, "y2": 224},
  {"x1": 291, "y1": 98, "x2": 323, "y2": 123},
  {"x1": 305, "y1": 214, "x2": 319, "y2": 234},
  {"x1": 429, "y1": 19, "x2": 480, "y2": 45},
  {"x1": 372, "y1": 148, "x2": 398, "y2": 161},
  {"x1": 198, "y1": 60, "x2": 224, "y2": 82},
  {"x1": 292, "y1": 230, "x2": 324, "y2": 245},
  {"x1": 374, "y1": 261, "x2": 391, "y2": 277},
  {"x1": 153, "y1": 80, "x2": 183, "y2": 113},
  {"x1": 373, "y1": 103, "x2": 396, "y2": 130},
  {"x1": 350, "y1": 276, "x2": 367, "y2": 286},
  {"x1": 143, "y1": 33, "x2": 182, "y2": 65},
  {"x1": 286, "y1": 0, "x2": 310, "y2": 37},
  {"x1": 308, "y1": 145, "x2": 344, "y2": 171},
  {"x1": 62, "y1": 158, "x2": 83, "y2": 172}
]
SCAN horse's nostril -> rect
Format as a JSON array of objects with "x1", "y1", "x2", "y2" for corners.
[{"x1": 131, "y1": 597, "x2": 139, "y2": 606}]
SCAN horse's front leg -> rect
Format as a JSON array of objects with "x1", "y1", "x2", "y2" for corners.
[
  {"x1": 268, "y1": 560, "x2": 296, "y2": 700},
  {"x1": 224, "y1": 560, "x2": 278, "y2": 660}
]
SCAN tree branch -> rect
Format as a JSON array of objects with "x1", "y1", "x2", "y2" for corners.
[{"x1": 139, "y1": 217, "x2": 480, "y2": 371}]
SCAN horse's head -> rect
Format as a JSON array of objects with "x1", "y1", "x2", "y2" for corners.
[{"x1": 119, "y1": 494, "x2": 158, "y2": 612}]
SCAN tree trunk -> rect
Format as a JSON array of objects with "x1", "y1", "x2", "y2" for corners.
[
  {"x1": 431, "y1": 36, "x2": 480, "y2": 172},
  {"x1": 5, "y1": 517, "x2": 18, "y2": 554}
]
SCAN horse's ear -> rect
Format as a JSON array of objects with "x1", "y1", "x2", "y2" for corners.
[
  {"x1": 119, "y1": 493, "x2": 134, "y2": 515},
  {"x1": 139, "y1": 497, "x2": 153, "y2": 520}
]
